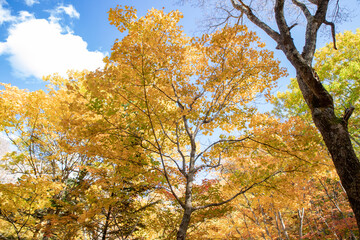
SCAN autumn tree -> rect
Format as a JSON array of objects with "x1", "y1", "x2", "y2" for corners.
[
  {"x1": 190, "y1": 0, "x2": 360, "y2": 228},
  {"x1": 268, "y1": 28, "x2": 360, "y2": 238},
  {"x1": 4, "y1": 2, "x2": 357, "y2": 238},
  {"x1": 185, "y1": 111, "x2": 357, "y2": 238},
  {"x1": 76, "y1": 6, "x2": 289, "y2": 239},
  {"x1": 210, "y1": 27, "x2": 360, "y2": 239},
  {"x1": 1, "y1": 6, "x2": 287, "y2": 238},
  {"x1": 0, "y1": 80, "x2": 157, "y2": 239}
]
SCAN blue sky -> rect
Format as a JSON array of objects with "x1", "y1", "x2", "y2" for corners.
[
  {"x1": 0, "y1": 0, "x2": 202, "y2": 90},
  {"x1": 0, "y1": 0, "x2": 359, "y2": 91}
]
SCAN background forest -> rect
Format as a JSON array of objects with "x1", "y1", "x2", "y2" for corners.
[{"x1": 0, "y1": 0, "x2": 359, "y2": 239}]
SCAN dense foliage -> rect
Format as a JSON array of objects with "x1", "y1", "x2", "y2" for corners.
[{"x1": 0, "y1": 5, "x2": 358, "y2": 239}]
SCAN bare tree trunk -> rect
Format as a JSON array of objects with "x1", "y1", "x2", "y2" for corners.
[
  {"x1": 177, "y1": 172, "x2": 195, "y2": 240},
  {"x1": 293, "y1": 59, "x2": 360, "y2": 229},
  {"x1": 273, "y1": 209, "x2": 283, "y2": 240},
  {"x1": 259, "y1": 201, "x2": 272, "y2": 239},
  {"x1": 177, "y1": 207, "x2": 193, "y2": 240},
  {"x1": 298, "y1": 208, "x2": 304, "y2": 239},
  {"x1": 244, "y1": 194, "x2": 266, "y2": 240},
  {"x1": 278, "y1": 211, "x2": 289, "y2": 240}
]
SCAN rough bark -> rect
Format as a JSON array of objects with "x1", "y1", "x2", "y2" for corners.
[
  {"x1": 231, "y1": 0, "x2": 360, "y2": 229},
  {"x1": 177, "y1": 207, "x2": 193, "y2": 240},
  {"x1": 176, "y1": 164, "x2": 195, "y2": 240}
]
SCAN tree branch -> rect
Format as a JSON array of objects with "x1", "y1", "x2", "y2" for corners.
[
  {"x1": 343, "y1": 104, "x2": 355, "y2": 123},
  {"x1": 248, "y1": 137, "x2": 314, "y2": 165},
  {"x1": 292, "y1": 0, "x2": 313, "y2": 20},
  {"x1": 324, "y1": 20, "x2": 337, "y2": 50},
  {"x1": 230, "y1": 0, "x2": 281, "y2": 42},
  {"x1": 302, "y1": 0, "x2": 330, "y2": 62},
  {"x1": 195, "y1": 137, "x2": 249, "y2": 162},
  {"x1": 175, "y1": 122, "x2": 187, "y2": 174},
  {"x1": 192, "y1": 170, "x2": 283, "y2": 211}
]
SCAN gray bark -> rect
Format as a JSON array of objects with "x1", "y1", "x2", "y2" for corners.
[
  {"x1": 176, "y1": 173, "x2": 194, "y2": 240},
  {"x1": 298, "y1": 208, "x2": 304, "y2": 239},
  {"x1": 177, "y1": 207, "x2": 193, "y2": 240}
]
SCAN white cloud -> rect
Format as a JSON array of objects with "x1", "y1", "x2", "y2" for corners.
[
  {"x1": 49, "y1": 4, "x2": 80, "y2": 23},
  {"x1": 18, "y1": 10, "x2": 34, "y2": 21},
  {"x1": 24, "y1": 0, "x2": 39, "y2": 7},
  {"x1": 0, "y1": 16, "x2": 105, "y2": 79},
  {"x1": 0, "y1": 3, "x2": 104, "y2": 79},
  {"x1": 0, "y1": 0, "x2": 15, "y2": 24},
  {"x1": 0, "y1": 42, "x2": 5, "y2": 53},
  {"x1": 57, "y1": 5, "x2": 80, "y2": 19}
]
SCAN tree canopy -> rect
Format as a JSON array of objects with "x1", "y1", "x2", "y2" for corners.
[{"x1": 0, "y1": 3, "x2": 359, "y2": 239}]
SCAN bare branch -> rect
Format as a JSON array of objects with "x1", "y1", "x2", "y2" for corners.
[
  {"x1": 343, "y1": 104, "x2": 355, "y2": 123},
  {"x1": 151, "y1": 107, "x2": 177, "y2": 145},
  {"x1": 143, "y1": 77, "x2": 185, "y2": 208},
  {"x1": 192, "y1": 150, "x2": 224, "y2": 173},
  {"x1": 302, "y1": 0, "x2": 330, "y2": 62},
  {"x1": 292, "y1": 0, "x2": 313, "y2": 20},
  {"x1": 324, "y1": 20, "x2": 337, "y2": 49},
  {"x1": 171, "y1": 83, "x2": 185, "y2": 111},
  {"x1": 192, "y1": 162, "x2": 221, "y2": 173},
  {"x1": 230, "y1": 0, "x2": 281, "y2": 42},
  {"x1": 189, "y1": 90, "x2": 205, "y2": 111},
  {"x1": 288, "y1": 23, "x2": 298, "y2": 30},
  {"x1": 195, "y1": 137, "x2": 249, "y2": 162},
  {"x1": 162, "y1": 153, "x2": 185, "y2": 176},
  {"x1": 275, "y1": 0, "x2": 288, "y2": 31},
  {"x1": 151, "y1": 82, "x2": 177, "y2": 104},
  {"x1": 248, "y1": 137, "x2": 314, "y2": 165}
]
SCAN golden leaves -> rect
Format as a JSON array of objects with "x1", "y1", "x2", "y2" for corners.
[{"x1": 108, "y1": 5, "x2": 137, "y2": 33}]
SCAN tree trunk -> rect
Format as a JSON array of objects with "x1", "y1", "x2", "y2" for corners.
[
  {"x1": 286, "y1": 43, "x2": 360, "y2": 230},
  {"x1": 311, "y1": 105, "x2": 360, "y2": 227},
  {"x1": 290, "y1": 54, "x2": 360, "y2": 228},
  {"x1": 278, "y1": 211, "x2": 289, "y2": 240},
  {"x1": 298, "y1": 208, "x2": 304, "y2": 239},
  {"x1": 102, "y1": 205, "x2": 112, "y2": 240},
  {"x1": 229, "y1": 0, "x2": 360, "y2": 229},
  {"x1": 176, "y1": 172, "x2": 195, "y2": 240},
  {"x1": 177, "y1": 207, "x2": 192, "y2": 240}
]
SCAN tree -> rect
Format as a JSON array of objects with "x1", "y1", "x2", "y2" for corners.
[
  {"x1": 0, "y1": 80, "x2": 157, "y2": 239},
  {"x1": 215, "y1": 0, "x2": 360, "y2": 229},
  {"x1": 164, "y1": 110, "x2": 358, "y2": 238},
  {"x1": 275, "y1": 29, "x2": 360, "y2": 155},
  {"x1": 183, "y1": 112, "x2": 358, "y2": 238},
  {"x1": 269, "y1": 28, "x2": 360, "y2": 238},
  {"x1": 4, "y1": 2, "x2": 357, "y2": 238},
  {"x1": 81, "y1": 6, "x2": 286, "y2": 239}
]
